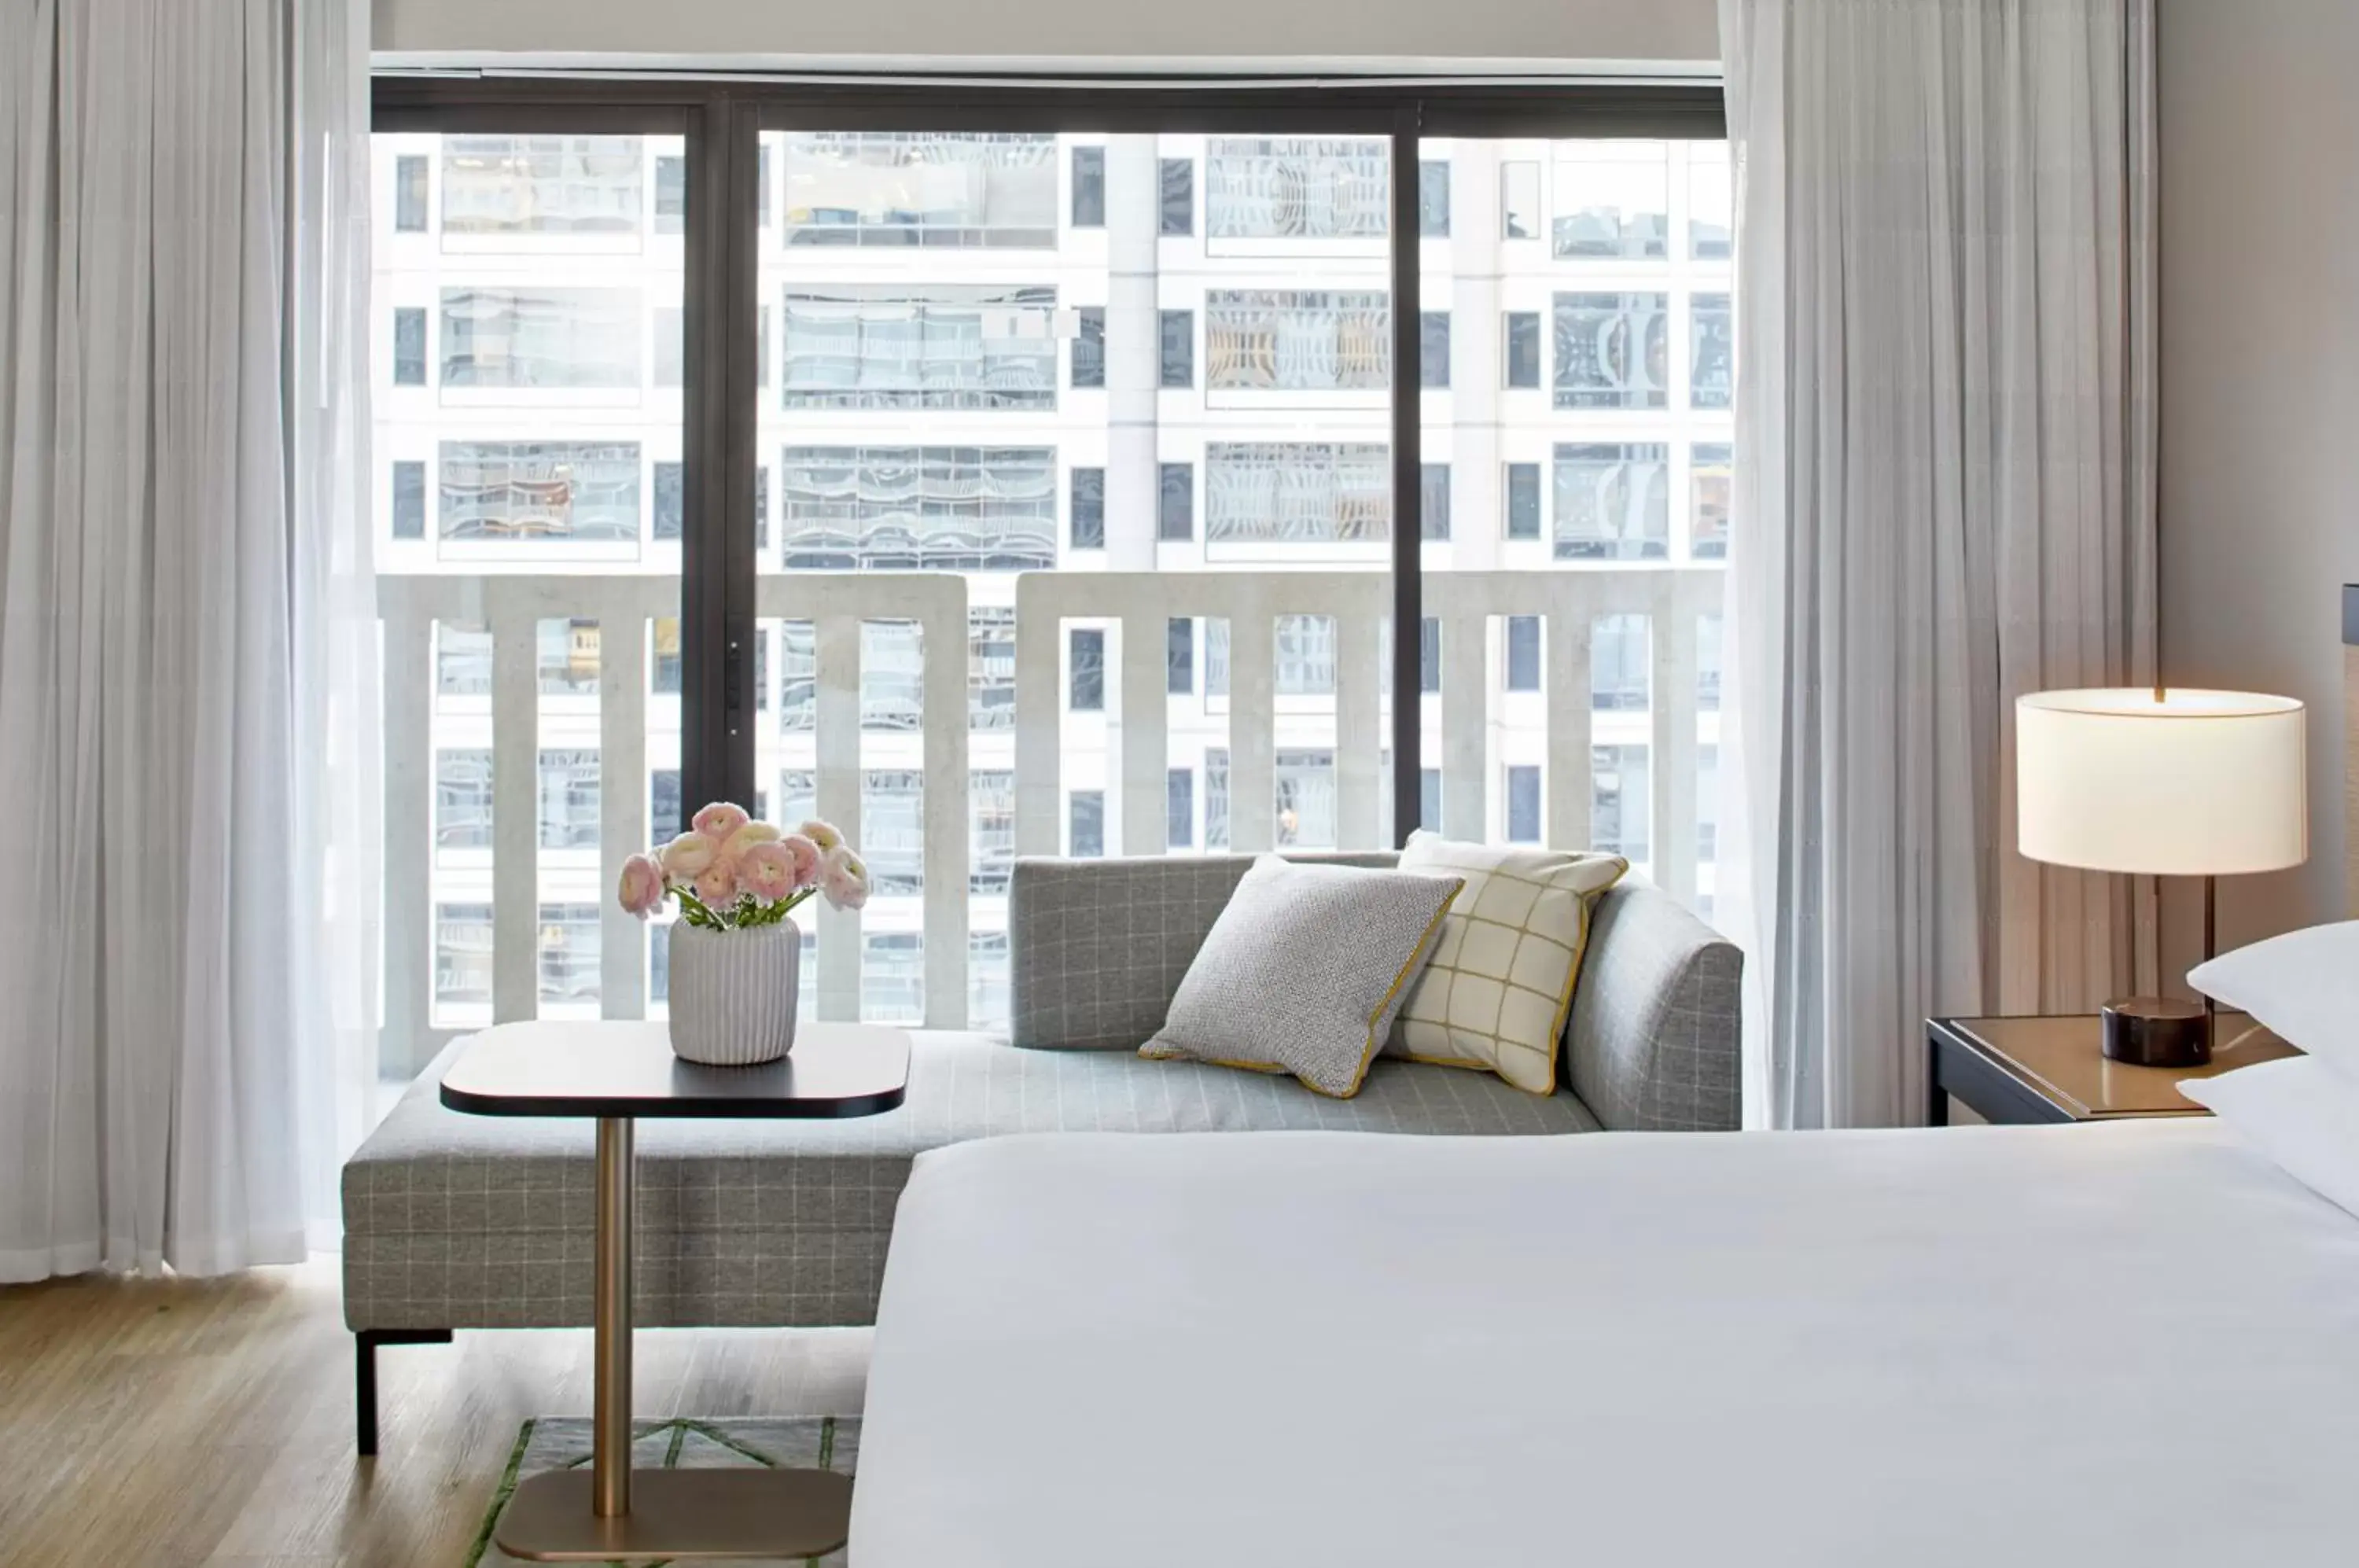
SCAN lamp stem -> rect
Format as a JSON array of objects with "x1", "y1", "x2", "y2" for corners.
[{"x1": 2203, "y1": 873, "x2": 2217, "y2": 1052}]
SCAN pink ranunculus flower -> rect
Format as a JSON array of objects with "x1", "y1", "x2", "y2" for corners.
[
  {"x1": 660, "y1": 830, "x2": 719, "y2": 880},
  {"x1": 820, "y1": 845, "x2": 870, "y2": 912},
  {"x1": 693, "y1": 856, "x2": 741, "y2": 909},
  {"x1": 798, "y1": 819, "x2": 843, "y2": 853},
  {"x1": 738, "y1": 841, "x2": 799, "y2": 903},
  {"x1": 616, "y1": 853, "x2": 668, "y2": 918},
  {"x1": 691, "y1": 801, "x2": 752, "y2": 841},
  {"x1": 778, "y1": 833, "x2": 823, "y2": 890},
  {"x1": 723, "y1": 820, "x2": 783, "y2": 858}
]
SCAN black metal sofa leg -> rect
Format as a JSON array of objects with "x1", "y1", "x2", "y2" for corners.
[{"x1": 355, "y1": 1328, "x2": 454, "y2": 1456}]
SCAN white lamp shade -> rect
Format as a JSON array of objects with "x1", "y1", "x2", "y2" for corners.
[{"x1": 2016, "y1": 689, "x2": 2307, "y2": 876}]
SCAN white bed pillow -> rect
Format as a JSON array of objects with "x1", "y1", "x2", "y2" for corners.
[
  {"x1": 2178, "y1": 1056, "x2": 2359, "y2": 1221},
  {"x1": 2186, "y1": 921, "x2": 2359, "y2": 1074}
]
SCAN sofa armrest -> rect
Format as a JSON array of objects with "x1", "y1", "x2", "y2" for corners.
[{"x1": 1564, "y1": 879, "x2": 1743, "y2": 1131}]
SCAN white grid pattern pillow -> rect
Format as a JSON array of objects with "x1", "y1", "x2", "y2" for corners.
[{"x1": 1384, "y1": 833, "x2": 1628, "y2": 1095}]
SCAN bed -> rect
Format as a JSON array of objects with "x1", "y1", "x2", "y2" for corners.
[{"x1": 851, "y1": 1122, "x2": 2359, "y2": 1566}]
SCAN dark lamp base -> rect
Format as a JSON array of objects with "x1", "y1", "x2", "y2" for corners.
[{"x1": 2100, "y1": 998, "x2": 2210, "y2": 1067}]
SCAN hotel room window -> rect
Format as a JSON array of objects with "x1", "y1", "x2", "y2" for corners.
[
  {"x1": 393, "y1": 154, "x2": 429, "y2": 232},
  {"x1": 392, "y1": 307, "x2": 427, "y2": 386},
  {"x1": 1071, "y1": 306, "x2": 1106, "y2": 389},
  {"x1": 1204, "y1": 619, "x2": 1229, "y2": 697},
  {"x1": 1421, "y1": 767, "x2": 1442, "y2": 832},
  {"x1": 1205, "y1": 749, "x2": 1231, "y2": 849},
  {"x1": 440, "y1": 134, "x2": 644, "y2": 236},
  {"x1": 1069, "y1": 628, "x2": 1105, "y2": 711},
  {"x1": 781, "y1": 132, "x2": 1056, "y2": 248},
  {"x1": 971, "y1": 771, "x2": 1016, "y2": 894},
  {"x1": 1594, "y1": 615, "x2": 1651, "y2": 712},
  {"x1": 1505, "y1": 616, "x2": 1541, "y2": 693},
  {"x1": 1204, "y1": 290, "x2": 1388, "y2": 391},
  {"x1": 436, "y1": 623, "x2": 491, "y2": 696},
  {"x1": 1697, "y1": 614, "x2": 1723, "y2": 712},
  {"x1": 1418, "y1": 158, "x2": 1451, "y2": 236},
  {"x1": 1275, "y1": 616, "x2": 1338, "y2": 697},
  {"x1": 1592, "y1": 745, "x2": 1652, "y2": 863},
  {"x1": 1071, "y1": 145, "x2": 1106, "y2": 227},
  {"x1": 1159, "y1": 157, "x2": 1194, "y2": 236},
  {"x1": 1555, "y1": 444, "x2": 1670, "y2": 561},
  {"x1": 435, "y1": 749, "x2": 493, "y2": 848},
  {"x1": 1158, "y1": 462, "x2": 1194, "y2": 542},
  {"x1": 537, "y1": 904, "x2": 601, "y2": 1010},
  {"x1": 1503, "y1": 461, "x2": 1540, "y2": 539},
  {"x1": 434, "y1": 904, "x2": 494, "y2": 1011},
  {"x1": 779, "y1": 446, "x2": 1055, "y2": 572},
  {"x1": 1691, "y1": 444, "x2": 1732, "y2": 559},
  {"x1": 1419, "y1": 617, "x2": 1440, "y2": 694},
  {"x1": 536, "y1": 619, "x2": 599, "y2": 696},
  {"x1": 538, "y1": 750, "x2": 601, "y2": 849},
  {"x1": 969, "y1": 932, "x2": 1010, "y2": 1029},
  {"x1": 1692, "y1": 294, "x2": 1733, "y2": 410},
  {"x1": 1420, "y1": 311, "x2": 1451, "y2": 388},
  {"x1": 776, "y1": 622, "x2": 815, "y2": 732},
  {"x1": 1167, "y1": 768, "x2": 1194, "y2": 850},
  {"x1": 1554, "y1": 293, "x2": 1669, "y2": 410},
  {"x1": 1504, "y1": 311, "x2": 1541, "y2": 389},
  {"x1": 862, "y1": 621, "x2": 924, "y2": 734},
  {"x1": 1069, "y1": 791, "x2": 1105, "y2": 858},
  {"x1": 1069, "y1": 466, "x2": 1105, "y2": 550},
  {"x1": 969, "y1": 608, "x2": 1017, "y2": 731},
  {"x1": 863, "y1": 933, "x2": 923, "y2": 1023},
  {"x1": 1160, "y1": 309, "x2": 1194, "y2": 388},
  {"x1": 650, "y1": 767, "x2": 681, "y2": 844},
  {"x1": 863, "y1": 771, "x2": 926, "y2": 896},
  {"x1": 390, "y1": 460, "x2": 425, "y2": 539},
  {"x1": 1422, "y1": 463, "x2": 1451, "y2": 540},
  {"x1": 1205, "y1": 443, "x2": 1389, "y2": 543},
  {"x1": 652, "y1": 462, "x2": 683, "y2": 541},
  {"x1": 1167, "y1": 617, "x2": 1194, "y2": 695},
  {"x1": 783, "y1": 285, "x2": 1058, "y2": 411},
  {"x1": 756, "y1": 142, "x2": 771, "y2": 228},
  {"x1": 1507, "y1": 765, "x2": 1543, "y2": 844},
  {"x1": 1207, "y1": 139, "x2": 1386, "y2": 238},
  {"x1": 1274, "y1": 751, "x2": 1337, "y2": 848},
  {"x1": 440, "y1": 287, "x2": 642, "y2": 389}
]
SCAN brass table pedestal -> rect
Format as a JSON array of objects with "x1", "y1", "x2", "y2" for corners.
[{"x1": 437, "y1": 1022, "x2": 911, "y2": 1563}]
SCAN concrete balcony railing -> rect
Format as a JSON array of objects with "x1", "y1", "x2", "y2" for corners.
[{"x1": 379, "y1": 566, "x2": 1720, "y2": 1073}]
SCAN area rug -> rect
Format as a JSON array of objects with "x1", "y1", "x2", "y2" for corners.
[{"x1": 465, "y1": 1416, "x2": 859, "y2": 1568}]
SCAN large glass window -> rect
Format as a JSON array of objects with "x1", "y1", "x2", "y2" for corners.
[{"x1": 376, "y1": 104, "x2": 1726, "y2": 1056}]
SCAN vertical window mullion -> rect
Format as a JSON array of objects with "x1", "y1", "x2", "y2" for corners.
[{"x1": 1389, "y1": 104, "x2": 1425, "y2": 846}]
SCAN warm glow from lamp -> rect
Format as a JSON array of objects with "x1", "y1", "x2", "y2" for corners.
[{"x1": 2016, "y1": 689, "x2": 2307, "y2": 877}]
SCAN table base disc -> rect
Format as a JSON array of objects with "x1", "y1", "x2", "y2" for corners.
[{"x1": 492, "y1": 1467, "x2": 853, "y2": 1562}]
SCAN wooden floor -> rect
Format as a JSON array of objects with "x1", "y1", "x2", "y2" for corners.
[{"x1": 0, "y1": 1259, "x2": 870, "y2": 1568}]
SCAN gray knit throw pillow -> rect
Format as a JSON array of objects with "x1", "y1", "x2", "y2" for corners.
[{"x1": 1140, "y1": 855, "x2": 1464, "y2": 1099}]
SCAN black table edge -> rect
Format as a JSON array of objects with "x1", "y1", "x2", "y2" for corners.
[
  {"x1": 1925, "y1": 1018, "x2": 2074, "y2": 1127},
  {"x1": 440, "y1": 1077, "x2": 907, "y2": 1120}
]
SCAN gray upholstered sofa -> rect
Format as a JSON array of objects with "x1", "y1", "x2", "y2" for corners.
[{"x1": 342, "y1": 853, "x2": 1740, "y2": 1450}]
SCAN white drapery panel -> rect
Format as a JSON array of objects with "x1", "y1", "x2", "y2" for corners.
[
  {"x1": 1717, "y1": 0, "x2": 2158, "y2": 1128},
  {"x1": 0, "y1": 0, "x2": 375, "y2": 1281}
]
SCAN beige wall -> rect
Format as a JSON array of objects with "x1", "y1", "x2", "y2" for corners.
[
  {"x1": 2158, "y1": 0, "x2": 2359, "y2": 962},
  {"x1": 370, "y1": 0, "x2": 1720, "y2": 68}
]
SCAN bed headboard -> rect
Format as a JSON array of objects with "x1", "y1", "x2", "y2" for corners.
[{"x1": 2346, "y1": 586, "x2": 2358, "y2": 917}]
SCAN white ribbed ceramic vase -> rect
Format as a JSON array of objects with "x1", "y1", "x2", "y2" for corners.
[{"x1": 666, "y1": 918, "x2": 800, "y2": 1066}]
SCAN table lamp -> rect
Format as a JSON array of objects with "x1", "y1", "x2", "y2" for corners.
[{"x1": 2016, "y1": 687, "x2": 2307, "y2": 1066}]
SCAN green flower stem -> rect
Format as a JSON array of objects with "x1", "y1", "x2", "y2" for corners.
[{"x1": 668, "y1": 884, "x2": 818, "y2": 932}]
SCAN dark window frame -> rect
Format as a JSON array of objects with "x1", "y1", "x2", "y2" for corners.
[{"x1": 372, "y1": 75, "x2": 1724, "y2": 845}]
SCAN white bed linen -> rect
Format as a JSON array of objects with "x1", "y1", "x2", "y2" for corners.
[{"x1": 852, "y1": 1122, "x2": 2359, "y2": 1567}]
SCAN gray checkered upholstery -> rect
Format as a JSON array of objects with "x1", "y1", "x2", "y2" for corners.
[
  {"x1": 344, "y1": 856, "x2": 1738, "y2": 1334},
  {"x1": 343, "y1": 1028, "x2": 1598, "y2": 1333},
  {"x1": 1014, "y1": 853, "x2": 1743, "y2": 1133}
]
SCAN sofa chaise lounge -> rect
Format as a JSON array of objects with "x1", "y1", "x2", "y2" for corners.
[{"x1": 340, "y1": 852, "x2": 1742, "y2": 1452}]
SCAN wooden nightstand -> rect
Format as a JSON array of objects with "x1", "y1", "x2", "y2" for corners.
[{"x1": 1925, "y1": 1013, "x2": 2299, "y2": 1126}]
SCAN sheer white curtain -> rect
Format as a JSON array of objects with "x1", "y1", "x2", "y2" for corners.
[
  {"x1": 1716, "y1": 0, "x2": 2158, "y2": 1128},
  {"x1": 0, "y1": 0, "x2": 375, "y2": 1281}
]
